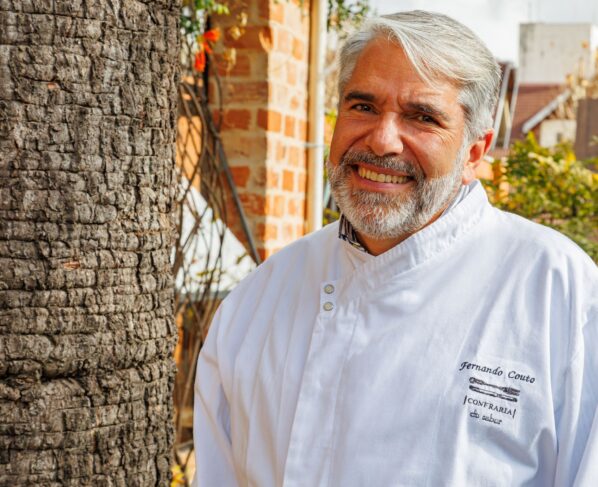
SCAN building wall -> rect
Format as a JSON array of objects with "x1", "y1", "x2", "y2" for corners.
[
  {"x1": 211, "y1": 0, "x2": 310, "y2": 261},
  {"x1": 519, "y1": 23, "x2": 598, "y2": 84},
  {"x1": 575, "y1": 97, "x2": 598, "y2": 159},
  {"x1": 539, "y1": 119, "x2": 577, "y2": 147}
]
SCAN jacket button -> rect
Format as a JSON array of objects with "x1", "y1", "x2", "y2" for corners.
[
  {"x1": 323, "y1": 302, "x2": 334, "y2": 311},
  {"x1": 324, "y1": 284, "x2": 335, "y2": 294}
]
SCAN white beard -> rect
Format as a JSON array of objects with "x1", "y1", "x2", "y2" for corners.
[{"x1": 327, "y1": 143, "x2": 467, "y2": 240}]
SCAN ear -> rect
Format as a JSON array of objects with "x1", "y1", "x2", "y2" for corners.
[{"x1": 461, "y1": 129, "x2": 494, "y2": 185}]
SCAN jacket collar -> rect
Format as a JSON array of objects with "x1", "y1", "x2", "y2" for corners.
[{"x1": 338, "y1": 180, "x2": 490, "y2": 295}]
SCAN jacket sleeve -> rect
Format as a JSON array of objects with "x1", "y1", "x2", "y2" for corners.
[
  {"x1": 554, "y1": 303, "x2": 598, "y2": 486},
  {"x1": 192, "y1": 308, "x2": 238, "y2": 487}
]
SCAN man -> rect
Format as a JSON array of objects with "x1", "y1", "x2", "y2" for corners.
[{"x1": 193, "y1": 11, "x2": 597, "y2": 487}]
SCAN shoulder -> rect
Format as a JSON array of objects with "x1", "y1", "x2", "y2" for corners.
[
  {"x1": 253, "y1": 219, "x2": 340, "y2": 279},
  {"x1": 220, "y1": 220, "x2": 341, "y2": 306},
  {"x1": 208, "y1": 221, "x2": 341, "y2": 354},
  {"x1": 483, "y1": 207, "x2": 597, "y2": 328},
  {"x1": 486, "y1": 207, "x2": 596, "y2": 273},
  {"x1": 260, "y1": 220, "x2": 341, "y2": 271}
]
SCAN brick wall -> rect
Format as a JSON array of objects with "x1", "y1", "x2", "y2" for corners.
[{"x1": 211, "y1": 0, "x2": 310, "y2": 260}]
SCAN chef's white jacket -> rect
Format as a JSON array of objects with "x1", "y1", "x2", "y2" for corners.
[{"x1": 192, "y1": 181, "x2": 598, "y2": 486}]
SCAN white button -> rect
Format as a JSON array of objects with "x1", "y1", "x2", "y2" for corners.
[
  {"x1": 324, "y1": 284, "x2": 335, "y2": 294},
  {"x1": 323, "y1": 302, "x2": 334, "y2": 311}
]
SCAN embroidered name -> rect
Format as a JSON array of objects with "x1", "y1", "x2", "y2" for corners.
[
  {"x1": 458, "y1": 361, "x2": 537, "y2": 383},
  {"x1": 462, "y1": 394, "x2": 517, "y2": 419},
  {"x1": 459, "y1": 361, "x2": 503, "y2": 376},
  {"x1": 508, "y1": 370, "x2": 535, "y2": 383}
]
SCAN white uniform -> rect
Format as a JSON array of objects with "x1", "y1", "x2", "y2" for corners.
[{"x1": 192, "y1": 181, "x2": 598, "y2": 487}]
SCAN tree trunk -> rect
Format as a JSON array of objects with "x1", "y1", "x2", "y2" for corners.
[{"x1": 0, "y1": 1, "x2": 179, "y2": 485}]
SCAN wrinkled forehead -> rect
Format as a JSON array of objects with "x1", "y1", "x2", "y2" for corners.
[
  {"x1": 352, "y1": 36, "x2": 464, "y2": 96},
  {"x1": 354, "y1": 33, "x2": 463, "y2": 90}
]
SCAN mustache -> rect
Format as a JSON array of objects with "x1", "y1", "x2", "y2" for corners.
[{"x1": 339, "y1": 150, "x2": 422, "y2": 179}]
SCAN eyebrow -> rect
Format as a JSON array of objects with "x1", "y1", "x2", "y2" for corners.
[
  {"x1": 343, "y1": 90, "x2": 453, "y2": 123},
  {"x1": 404, "y1": 102, "x2": 451, "y2": 123},
  {"x1": 343, "y1": 90, "x2": 377, "y2": 103}
]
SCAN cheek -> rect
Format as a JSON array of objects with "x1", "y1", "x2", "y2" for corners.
[
  {"x1": 410, "y1": 138, "x2": 460, "y2": 177},
  {"x1": 329, "y1": 130, "x2": 346, "y2": 165},
  {"x1": 330, "y1": 121, "x2": 365, "y2": 163}
]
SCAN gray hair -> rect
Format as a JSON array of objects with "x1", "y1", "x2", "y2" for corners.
[{"x1": 338, "y1": 10, "x2": 501, "y2": 141}]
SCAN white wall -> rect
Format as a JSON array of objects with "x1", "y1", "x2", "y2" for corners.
[
  {"x1": 519, "y1": 24, "x2": 598, "y2": 84},
  {"x1": 372, "y1": 0, "x2": 598, "y2": 65},
  {"x1": 539, "y1": 120, "x2": 577, "y2": 147}
]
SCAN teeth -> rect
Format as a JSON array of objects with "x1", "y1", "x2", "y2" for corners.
[{"x1": 357, "y1": 166, "x2": 410, "y2": 184}]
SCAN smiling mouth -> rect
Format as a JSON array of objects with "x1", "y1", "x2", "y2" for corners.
[{"x1": 356, "y1": 165, "x2": 413, "y2": 184}]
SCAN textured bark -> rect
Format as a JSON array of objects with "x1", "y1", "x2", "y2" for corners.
[{"x1": 0, "y1": 1, "x2": 179, "y2": 485}]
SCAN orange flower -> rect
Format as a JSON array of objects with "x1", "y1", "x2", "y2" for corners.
[
  {"x1": 194, "y1": 50, "x2": 206, "y2": 72},
  {"x1": 203, "y1": 28, "x2": 220, "y2": 43},
  {"x1": 193, "y1": 28, "x2": 221, "y2": 72}
]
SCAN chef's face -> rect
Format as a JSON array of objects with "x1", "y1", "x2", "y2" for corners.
[{"x1": 328, "y1": 38, "x2": 484, "y2": 240}]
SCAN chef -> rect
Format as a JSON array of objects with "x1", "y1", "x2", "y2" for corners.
[{"x1": 192, "y1": 10, "x2": 598, "y2": 487}]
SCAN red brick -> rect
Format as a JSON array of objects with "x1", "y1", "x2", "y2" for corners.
[
  {"x1": 274, "y1": 195, "x2": 285, "y2": 217},
  {"x1": 296, "y1": 223, "x2": 305, "y2": 237},
  {"x1": 257, "y1": 109, "x2": 282, "y2": 132},
  {"x1": 207, "y1": 80, "x2": 218, "y2": 100},
  {"x1": 266, "y1": 169, "x2": 280, "y2": 188},
  {"x1": 276, "y1": 28, "x2": 292, "y2": 54},
  {"x1": 284, "y1": 115, "x2": 296, "y2": 137},
  {"x1": 270, "y1": 2, "x2": 285, "y2": 23},
  {"x1": 221, "y1": 133, "x2": 267, "y2": 159},
  {"x1": 266, "y1": 195, "x2": 285, "y2": 217},
  {"x1": 287, "y1": 61, "x2": 297, "y2": 85},
  {"x1": 292, "y1": 38, "x2": 305, "y2": 60},
  {"x1": 290, "y1": 95, "x2": 300, "y2": 111},
  {"x1": 297, "y1": 171, "x2": 307, "y2": 193},
  {"x1": 257, "y1": 0, "x2": 285, "y2": 22},
  {"x1": 282, "y1": 169, "x2": 295, "y2": 191},
  {"x1": 288, "y1": 146, "x2": 305, "y2": 167},
  {"x1": 211, "y1": 109, "x2": 221, "y2": 126},
  {"x1": 227, "y1": 81, "x2": 268, "y2": 102},
  {"x1": 230, "y1": 166, "x2": 251, "y2": 187},
  {"x1": 257, "y1": 222, "x2": 278, "y2": 240},
  {"x1": 258, "y1": 247, "x2": 268, "y2": 261},
  {"x1": 252, "y1": 166, "x2": 267, "y2": 187},
  {"x1": 257, "y1": 0, "x2": 268, "y2": 19},
  {"x1": 276, "y1": 141, "x2": 286, "y2": 160},
  {"x1": 216, "y1": 52, "x2": 251, "y2": 77},
  {"x1": 243, "y1": 51, "x2": 268, "y2": 78},
  {"x1": 287, "y1": 198, "x2": 304, "y2": 217},
  {"x1": 298, "y1": 119, "x2": 307, "y2": 139},
  {"x1": 222, "y1": 109, "x2": 252, "y2": 130},
  {"x1": 283, "y1": 223, "x2": 295, "y2": 241},
  {"x1": 226, "y1": 26, "x2": 273, "y2": 51},
  {"x1": 239, "y1": 192, "x2": 266, "y2": 215}
]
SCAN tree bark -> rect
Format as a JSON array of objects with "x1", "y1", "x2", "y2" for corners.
[{"x1": 0, "y1": 1, "x2": 179, "y2": 485}]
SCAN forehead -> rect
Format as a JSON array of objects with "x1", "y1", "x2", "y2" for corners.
[{"x1": 346, "y1": 37, "x2": 461, "y2": 104}]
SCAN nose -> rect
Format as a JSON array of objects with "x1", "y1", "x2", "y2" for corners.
[{"x1": 364, "y1": 112, "x2": 404, "y2": 157}]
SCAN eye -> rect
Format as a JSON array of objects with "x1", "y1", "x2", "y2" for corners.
[
  {"x1": 416, "y1": 113, "x2": 438, "y2": 125},
  {"x1": 351, "y1": 103, "x2": 374, "y2": 113}
]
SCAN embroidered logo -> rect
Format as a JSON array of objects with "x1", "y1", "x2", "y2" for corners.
[
  {"x1": 458, "y1": 359, "x2": 536, "y2": 428},
  {"x1": 468, "y1": 376, "x2": 519, "y2": 402}
]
